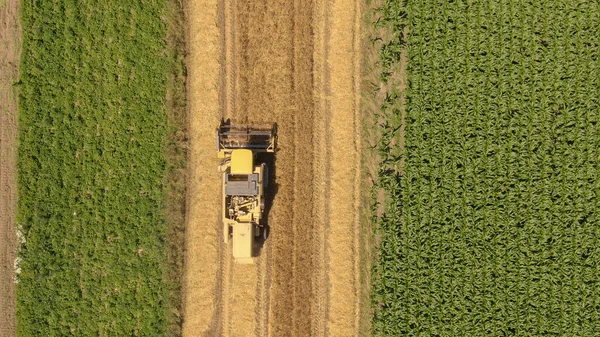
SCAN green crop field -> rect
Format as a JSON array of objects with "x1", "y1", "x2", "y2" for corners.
[
  {"x1": 371, "y1": 0, "x2": 600, "y2": 336},
  {"x1": 16, "y1": 0, "x2": 185, "y2": 335}
]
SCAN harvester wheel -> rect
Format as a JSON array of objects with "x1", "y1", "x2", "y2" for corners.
[
  {"x1": 263, "y1": 165, "x2": 269, "y2": 188},
  {"x1": 262, "y1": 226, "x2": 270, "y2": 241},
  {"x1": 224, "y1": 223, "x2": 231, "y2": 243}
]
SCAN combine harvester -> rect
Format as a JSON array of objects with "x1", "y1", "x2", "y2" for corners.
[{"x1": 216, "y1": 123, "x2": 276, "y2": 264}]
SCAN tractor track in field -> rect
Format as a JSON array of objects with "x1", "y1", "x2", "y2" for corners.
[
  {"x1": 254, "y1": 250, "x2": 270, "y2": 336},
  {"x1": 183, "y1": 0, "x2": 364, "y2": 335},
  {"x1": 214, "y1": 0, "x2": 235, "y2": 334},
  {"x1": 215, "y1": 241, "x2": 233, "y2": 336},
  {"x1": 0, "y1": 1, "x2": 21, "y2": 336},
  {"x1": 311, "y1": 0, "x2": 332, "y2": 333}
]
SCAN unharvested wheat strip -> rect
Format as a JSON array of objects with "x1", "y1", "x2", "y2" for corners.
[
  {"x1": 182, "y1": 0, "x2": 222, "y2": 335},
  {"x1": 326, "y1": 0, "x2": 361, "y2": 335},
  {"x1": 223, "y1": 0, "x2": 237, "y2": 120},
  {"x1": 311, "y1": 0, "x2": 330, "y2": 334},
  {"x1": 224, "y1": 0, "x2": 262, "y2": 335},
  {"x1": 217, "y1": 0, "x2": 237, "y2": 336}
]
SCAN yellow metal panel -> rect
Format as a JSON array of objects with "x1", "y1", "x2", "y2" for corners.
[
  {"x1": 232, "y1": 223, "x2": 253, "y2": 263},
  {"x1": 230, "y1": 149, "x2": 254, "y2": 175},
  {"x1": 237, "y1": 212, "x2": 254, "y2": 223}
]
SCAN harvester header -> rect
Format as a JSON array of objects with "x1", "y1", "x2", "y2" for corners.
[
  {"x1": 216, "y1": 122, "x2": 276, "y2": 264},
  {"x1": 216, "y1": 124, "x2": 276, "y2": 153}
]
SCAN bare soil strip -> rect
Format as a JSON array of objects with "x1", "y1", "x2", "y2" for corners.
[
  {"x1": 181, "y1": 0, "x2": 222, "y2": 335},
  {"x1": 0, "y1": 1, "x2": 20, "y2": 336}
]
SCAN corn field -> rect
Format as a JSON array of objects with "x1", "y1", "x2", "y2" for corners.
[{"x1": 372, "y1": 0, "x2": 600, "y2": 336}]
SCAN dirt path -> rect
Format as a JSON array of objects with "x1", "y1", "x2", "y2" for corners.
[
  {"x1": 183, "y1": 0, "x2": 364, "y2": 335},
  {"x1": 0, "y1": 1, "x2": 21, "y2": 336}
]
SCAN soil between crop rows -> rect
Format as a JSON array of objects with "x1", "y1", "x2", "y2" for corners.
[{"x1": 0, "y1": 1, "x2": 21, "y2": 336}]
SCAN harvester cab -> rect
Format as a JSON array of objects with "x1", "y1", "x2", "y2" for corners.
[{"x1": 216, "y1": 123, "x2": 276, "y2": 264}]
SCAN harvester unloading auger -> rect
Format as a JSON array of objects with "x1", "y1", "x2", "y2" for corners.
[{"x1": 217, "y1": 123, "x2": 276, "y2": 264}]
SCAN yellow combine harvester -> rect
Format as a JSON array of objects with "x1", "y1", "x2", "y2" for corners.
[{"x1": 216, "y1": 123, "x2": 276, "y2": 264}]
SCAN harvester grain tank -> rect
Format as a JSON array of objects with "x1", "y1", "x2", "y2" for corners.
[{"x1": 216, "y1": 123, "x2": 276, "y2": 264}]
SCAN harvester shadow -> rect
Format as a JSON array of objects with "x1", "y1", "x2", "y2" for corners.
[{"x1": 254, "y1": 150, "x2": 277, "y2": 256}]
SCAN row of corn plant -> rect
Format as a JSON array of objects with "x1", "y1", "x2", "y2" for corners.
[
  {"x1": 16, "y1": 0, "x2": 184, "y2": 335},
  {"x1": 372, "y1": 0, "x2": 600, "y2": 336}
]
